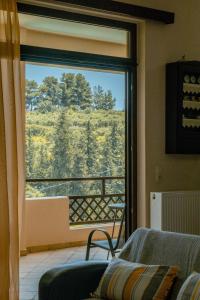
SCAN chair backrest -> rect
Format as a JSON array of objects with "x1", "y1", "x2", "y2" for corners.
[
  {"x1": 119, "y1": 228, "x2": 200, "y2": 299},
  {"x1": 114, "y1": 208, "x2": 125, "y2": 250}
]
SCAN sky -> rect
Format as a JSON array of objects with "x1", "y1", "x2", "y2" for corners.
[{"x1": 26, "y1": 63, "x2": 125, "y2": 110}]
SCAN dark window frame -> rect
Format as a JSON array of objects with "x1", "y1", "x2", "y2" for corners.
[
  {"x1": 19, "y1": 4, "x2": 137, "y2": 237},
  {"x1": 17, "y1": 0, "x2": 174, "y2": 24}
]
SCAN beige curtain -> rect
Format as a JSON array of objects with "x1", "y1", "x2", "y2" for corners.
[{"x1": 0, "y1": 0, "x2": 24, "y2": 299}]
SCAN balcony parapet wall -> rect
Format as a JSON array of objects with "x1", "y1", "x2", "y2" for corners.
[{"x1": 22, "y1": 196, "x2": 119, "y2": 255}]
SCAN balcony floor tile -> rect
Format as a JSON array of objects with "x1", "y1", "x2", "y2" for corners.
[{"x1": 20, "y1": 246, "x2": 107, "y2": 299}]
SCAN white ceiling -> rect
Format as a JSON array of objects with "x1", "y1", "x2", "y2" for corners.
[{"x1": 19, "y1": 13, "x2": 128, "y2": 45}]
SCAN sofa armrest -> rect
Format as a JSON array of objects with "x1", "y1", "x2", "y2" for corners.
[{"x1": 39, "y1": 260, "x2": 108, "y2": 300}]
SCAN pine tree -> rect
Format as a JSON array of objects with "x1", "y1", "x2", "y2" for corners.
[
  {"x1": 85, "y1": 121, "x2": 97, "y2": 176},
  {"x1": 93, "y1": 86, "x2": 115, "y2": 110},
  {"x1": 26, "y1": 80, "x2": 39, "y2": 111},
  {"x1": 52, "y1": 110, "x2": 71, "y2": 178},
  {"x1": 26, "y1": 127, "x2": 34, "y2": 178},
  {"x1": 111, "y1": 122, "x2": 118, "y2": 148},
  {"x1": 75, "y1": 74, "x2": 92, "y2": 110},
  {"x1": 110, "y1": 121, "x2": 125, "y2": 176},
  {"x1": 60, "y1": 73, "x2": 76, "y2": 107},
  {"x1": 104, "y1": 90, "x2": 116, "y2": 110},
  {"x1": 37, "y1": 145, "x2": 51, "y2": 178},
  {"x1": 93, "y1": 85, "x2": 105, "y2": 110},
  {"x1": 100, "y1": 136, "x2": 113, "y2": 177},
  {"x1": 71, "y1": 138, "x2": 87, "y2": 194},
  {"x1": 110, "y1": 121, "x2": 125, "y2": 193},
  {"x1": 38, "y1": 76, "x2": 61, "y2": 112}
]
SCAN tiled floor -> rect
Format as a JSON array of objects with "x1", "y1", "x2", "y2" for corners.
[{"x1": 20, "y1": 246, "x2": 107, "y2": 300}]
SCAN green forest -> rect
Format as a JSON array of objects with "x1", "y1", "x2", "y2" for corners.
[{"x1": 26, "y1": 72, "x2": 125, "y2": 198}]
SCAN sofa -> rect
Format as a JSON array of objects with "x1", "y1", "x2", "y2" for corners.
[{"x1": 39, "y1": 228, "x2": 200, "y2": 300}]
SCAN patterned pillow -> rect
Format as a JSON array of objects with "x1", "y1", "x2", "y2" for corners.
[
  {"x1": 177, "y1": 272, "x2": 200, "y2": 299},
  {"x1": 92, "y1": 258, "x2": 179, "y2": 300}
]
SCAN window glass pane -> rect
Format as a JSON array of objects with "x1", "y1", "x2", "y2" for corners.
[
  {"x1": 19, "y1": 13, "x2": 130, "y2": 58},
  {"x1": 25, "y1": 62, "x2": 126, "y2": 200}
]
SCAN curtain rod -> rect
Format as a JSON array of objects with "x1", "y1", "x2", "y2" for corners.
[
  {"x1": 17, "y1": 0, "x2": 175, "y2": 24},
  {"x1": 50, "y1": 0, "x2": 175, "y2": 24}
]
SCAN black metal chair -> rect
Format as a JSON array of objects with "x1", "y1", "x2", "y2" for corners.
[{"x1": 85, "y1": 203, "x2": 125, "y2": 260}]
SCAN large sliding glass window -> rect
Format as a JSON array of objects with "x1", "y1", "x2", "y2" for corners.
[{"x1": 19, "y1": 5, "x2": 137, "y2": 234}]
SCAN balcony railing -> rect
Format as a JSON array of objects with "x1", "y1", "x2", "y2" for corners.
[{"x1": 26, "y1": 176, "x2": 125, "y2": 225}]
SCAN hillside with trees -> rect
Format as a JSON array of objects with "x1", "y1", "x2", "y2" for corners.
[{"x1": 26, "y1": 72, "x2": 125, "y2": 197}]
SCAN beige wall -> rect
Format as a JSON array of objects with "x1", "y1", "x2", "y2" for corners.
[
  {"x1": 20, "y1": 27, "x2": 127, "y2": 57},
  {"x1": 24, "y1": 196, "x2": 119, "y2": 251},
  {"x1": 118, "y1": 0, "x2": 200, "y2": 226}
]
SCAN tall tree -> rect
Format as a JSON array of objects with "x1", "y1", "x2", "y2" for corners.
[
  {"x1": 37, "y1": 145, "x2": 52, "y2": 178},
  {"x1": 52, "y1": 110, "x2": 71, "y2": 178},
  {"x1": 110, "y1": 121, "x2": 125, "y2": 193},
  {"x1": 26, "y1": 80, "x2": 39, "y2": 111},
  {"x1": 93, "y1": 86, "x2": 115, "y2": 110},
  {"x1": 110, "y1": 121, "x2": 124, "y2": 176},
  {"x1": 93, "y1": 85, "x2": 105, "y2": 110},
  {"x1": 26, "y1": 127, "x2": 35, "y2": 178},
  {"x1": 85, "y1": 121, "x2": 98, "y2": 176},
  {"x1": 60, "y1": 73, "x2": 76, "y2": 107},
  {"x1": 71, "y1": 135, "x2": 87, "y2": 194},
  {"x1": 100, "y1": 136, "x2": 113, "y2": 177},
  {"x1": 37, "y1": 76, "x2": 61, "y2": 112},
  {"x1": 104, "y1": 90, "x2": 116, "y2": 110},
  {"x1": 74, "y1": 74, "x2": 92, "y2": 109}
]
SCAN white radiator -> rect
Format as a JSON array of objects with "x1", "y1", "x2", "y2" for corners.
[{"x1": 150, "y1": 191, "x2": 200, "y2": 235}]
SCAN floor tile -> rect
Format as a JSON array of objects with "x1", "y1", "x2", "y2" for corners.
[
  {"x1": 20, "y1": 246, "x2": 106, "y2": 299},
  {"x1": 20, "y1": 291, "x2": 36, "y2": 300}
]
